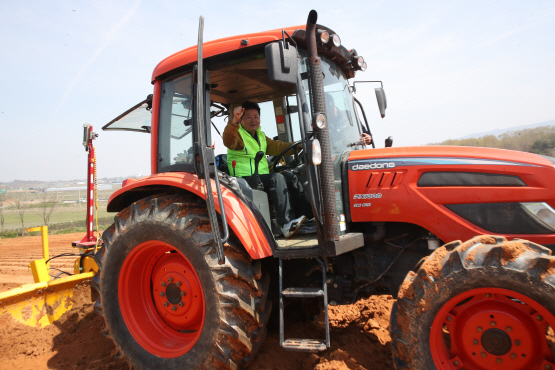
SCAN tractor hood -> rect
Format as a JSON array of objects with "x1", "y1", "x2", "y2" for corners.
[
  {"x1": 346, "y1": 145, "x2": 555, "y2": 247},
  {"x1": 347, "y1": 146, "x2": 555, "y2": 169}
]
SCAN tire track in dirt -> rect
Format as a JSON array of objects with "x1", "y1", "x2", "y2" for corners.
[{"x1": 0, "y1": 234, "x2": 81, "y2": 293}]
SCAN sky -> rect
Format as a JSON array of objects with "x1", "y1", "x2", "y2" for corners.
[{"x1": 1, "y1": 0, "x2": 554, "y2": 182}]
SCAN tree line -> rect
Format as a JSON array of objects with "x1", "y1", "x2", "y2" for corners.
[
  {"x1": 0, "y1": 191, "x2": 57, "y2": 236},
  {"x1": 430, "y1": 125, "x2": 555, "y2": 156}
]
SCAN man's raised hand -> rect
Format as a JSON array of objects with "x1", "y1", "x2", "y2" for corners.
[{"x1": 232, "y1": 106, "x2": 245, "y2": 124}]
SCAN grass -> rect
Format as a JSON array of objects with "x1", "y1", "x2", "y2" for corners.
[
  {"x1": 49, "y1": 223, "x2": 112, "y2": 235},
  {"x1": 0, "y1": 230, "x2": 25, "y2": 238},
  {"x1": 0, "y1": 187, "x2": 119, "y2": 237},
  {"x1": 1, "y1": 204, "x2": 113, "y2": 231},
  {"x1": 0, "y1": 219, "x2": 114, "y2": 239},
  {"x1": 1, "y1": 188, "x2": 117, "y2": 204}
]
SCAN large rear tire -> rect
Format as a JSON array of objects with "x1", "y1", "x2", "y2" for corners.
[
  {"x1": 92, "y1": 194, "x2": 270, "y2": 370},
  {"x1": 390, "y1": 235, "x2": 555, "y2": 370}
]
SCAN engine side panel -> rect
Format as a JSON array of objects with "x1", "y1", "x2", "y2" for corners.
[{"x1": 347, "y1": 147, "x2": 555, "y2": 245}]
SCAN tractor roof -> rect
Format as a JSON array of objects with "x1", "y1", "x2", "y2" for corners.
[{"x1": 152, "y1": 25, "x2": 305, "y2": 83}]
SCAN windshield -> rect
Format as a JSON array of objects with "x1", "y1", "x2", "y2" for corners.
[{"x1": 299, "y1": 53, "x2": 363, "y2": 155}]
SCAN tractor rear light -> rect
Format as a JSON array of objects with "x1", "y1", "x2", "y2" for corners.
[
  {"x1": 331, "y1": 34, "x2": 341, "y2": 47},
  {"x1": 310, "y1": 139, "x2": 322, "y2": 165},
  {"x1": 521, "y1": 202, "x2": 555, "y2": 231},
  {"x1": 318, "y1": 30, "x2": 330, "y2": 44}
]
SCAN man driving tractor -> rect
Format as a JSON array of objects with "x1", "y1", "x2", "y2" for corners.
[
  {"x1": 325, "y1": 92, "x2": 372, "y2": 146},
  {"x1": 223, "y1": 101, "x2": 310, "y2": 238}
]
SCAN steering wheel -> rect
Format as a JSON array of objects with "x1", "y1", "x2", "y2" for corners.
[{"x1": 270, "y1": 140, "x2": 303, "y2": 172}]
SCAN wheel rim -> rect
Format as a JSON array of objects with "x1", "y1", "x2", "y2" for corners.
[
  {"x1": 430, "y1": 287, "x2": 555, "y2": 370},
  {"x1": 118, "y1": 240, "x2": 205, "y2": 358}
]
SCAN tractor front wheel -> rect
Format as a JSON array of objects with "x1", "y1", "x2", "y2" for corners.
[
  {"x1": 390, "y1": 235, "x2": 555, "y2": 370},
  {"x1": 92, "y1": 195, "x2": 270, "y2": 369}
]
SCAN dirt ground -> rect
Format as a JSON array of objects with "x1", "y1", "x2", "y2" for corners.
[{"x1": 0, "y1": 233, "x2": 394, "y2": 370}]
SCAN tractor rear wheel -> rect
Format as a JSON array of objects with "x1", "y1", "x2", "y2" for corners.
[
  {"x1": 390, "y1": 235, "x2": 555, "y2": 370},
  {"x1": 92, "y1": 194, "x2": 270, "y2": 370}
]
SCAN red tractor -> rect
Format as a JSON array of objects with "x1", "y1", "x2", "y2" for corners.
[{"x1": 96, "y1": 10, "x2": 555, "y2": 369}]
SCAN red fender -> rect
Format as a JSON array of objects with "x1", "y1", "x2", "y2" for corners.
[{"x1": 107, "y1": 172, "x2": 273, "y2": 259}]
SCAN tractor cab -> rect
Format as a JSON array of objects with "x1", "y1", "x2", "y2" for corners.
[{"x1": 103, "y1": 20, "x2": 384, "y2": 258}]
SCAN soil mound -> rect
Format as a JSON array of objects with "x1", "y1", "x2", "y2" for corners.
[{"x1": 0, "y1": 283, "x2": 128, "y2": 370}]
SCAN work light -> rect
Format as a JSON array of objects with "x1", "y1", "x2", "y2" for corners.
[
  {"x1": 331, "y1": 34, "x2": 341, "y2": 47},
  {"x1": 311, "y1": 139, "x2": 322, "y2": 165},
  {"x1": 318, "y1": 30, "x2": 330, "y2": 44},
  {"x1": 313, "y1": 112, "x2": 327, "y2": 129}
]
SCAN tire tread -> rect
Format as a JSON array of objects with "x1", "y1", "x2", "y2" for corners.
[
  {"x1": 390, "y1": 235, "x2": 555, "y2": 369},
  {"x1": 92, "y1": 195, "x2": 269, "y2": 370}
]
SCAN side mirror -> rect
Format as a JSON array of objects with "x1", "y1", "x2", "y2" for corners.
[
  {"x1": 375, "y1": 87, "x2": 387, "y2": 118},
  {"x1": 385, "y1": 136, "x2": 393, "y2": 148},
  {"x1": 265, "y1": 41, "x2": 298, "y2": 85}
]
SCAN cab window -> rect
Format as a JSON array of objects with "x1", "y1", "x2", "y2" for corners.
[
  {"x1": 257, "y1": 101, "x2": 278, "y2": 140},
  {"x1": 158, "y1": 73, "x2": 195, "y2": 173}
]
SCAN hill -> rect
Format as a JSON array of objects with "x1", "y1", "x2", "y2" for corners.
[
  {"x1": 431, "y1": 125, "x2": 555, "y2": 156},
  {"x1": 460, "y1": 120, "x2": 555, "y2": 140}
]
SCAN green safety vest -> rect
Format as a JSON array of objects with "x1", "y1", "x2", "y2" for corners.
[{"x1": 227, "y1": 125, "x2": 269, "y2": 177}]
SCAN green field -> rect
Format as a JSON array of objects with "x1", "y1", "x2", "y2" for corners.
[
  {"x1": 0, "y1": 188, "x2": 118, "y2": 234},
  {"x1": 1, "y1": 204, "x2": 113, "y2": 230}
]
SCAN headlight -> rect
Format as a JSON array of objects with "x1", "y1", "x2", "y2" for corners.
[
  {"x1": 446, "y1": 202, "x2": 555, "y2": 234},
  {"x1": 331, "y1": 34, "x2": 341, "y2": 47},
  {"x1": 354, "y1": 55, "x2": 364, "y2": 67},
  {"x1": 360, "y1": 61, "x2": 367, "y2": 72},
  {"x1": 313, "y1": 112, "x2": 327, "y2": 129},
  {"x1": 318, "y1": 30, "x2": 330, "y2": 44},
  {"x1": 311, "y1": 139, "x2": 322, "y2": 165},
  {"x1": 521, "y1": 202, "x2": 555, "y2": 231}
]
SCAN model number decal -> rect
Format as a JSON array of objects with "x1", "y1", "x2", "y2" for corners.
[
  {"x1": 353, "y1": 193, "x2": 382, "y2": 199},
  {"x1": 353, "y1": 203, "x2": 371, "y2": 208}
]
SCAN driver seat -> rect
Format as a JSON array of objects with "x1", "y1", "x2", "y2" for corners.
[{"x1": 216, "y1": 154, "x2": 229, "y2": 175}]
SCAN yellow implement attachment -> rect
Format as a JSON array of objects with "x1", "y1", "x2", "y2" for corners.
[
  {"x1": 27, "y1": 226, "x2": 50, "y2": 268},
  {"x1": 0, "y1": 272, "x2": 95, "y2": 327},
  {"x1": 0, "y1": 226, "x2": 98, "y2": 327}
]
